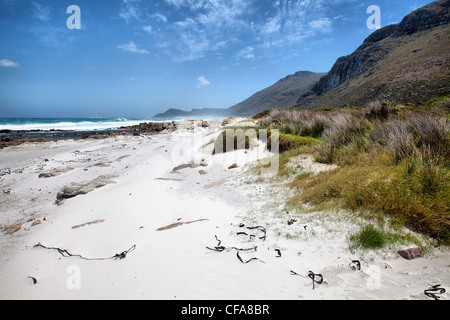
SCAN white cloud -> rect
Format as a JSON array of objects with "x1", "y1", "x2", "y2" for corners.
[
  {"x1": 152, "y1": 13, "x2": 168, "y2": 23},
  {"x1": 0, "y1": 59, "x2": 20, "y2": 67},
  {"x1": 262, "y1": 17, "x2": 281, "y2": 34},
  {"x1": 161, "y1": 0, "x2": 251, "y2": 61},
  {"x1": 236, "y1": 46, "x2": 255, "y2": 59},
  {"x1": 165, "y1": 0, "x2": 205, "y2": 10},
  {"x1": 197, "y1": 76, "x2": 210, "y2": 89},
  {"x1": 167, "y1": 19, "x2": 210, "y2": 61},
  {"x1": 257, "y1": 0, "x2": 339, "y2": 47},
  {"x1": 142, "y1": 25, "x2": 153, "y2": 34},
  {"x1": 310, "y1": 18, "x2": 333, "y2": 33},
  {"x1": 119, "y1": 0, "x2": 141, "y2": 24},
  {"x1": 118, "y1": 41, "x2": 149, "y2": 54},
  {"x1": 32, "y1": 2, "x2": 51, "y2": 21}
]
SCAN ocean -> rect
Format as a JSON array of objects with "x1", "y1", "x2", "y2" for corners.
[{"x1": 0, "y1": 118, "x2": 168, "y2": 131}]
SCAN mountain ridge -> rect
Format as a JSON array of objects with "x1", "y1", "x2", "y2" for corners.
[
  {"x1": 295, "y1": 0, "x2": 450, "y2": 109},
  {"x1": 154, "y1": 0, "x2": 450, "y2": 118},
  {"x1": 154, "y1": 108, "x2": 229, "y2": 119},
  {"x1": 154, "y1": 71, "x2": 325, "y2": 118},
  {"x1": 226, "y1": 71, "x2": 327, "y2": 117}
]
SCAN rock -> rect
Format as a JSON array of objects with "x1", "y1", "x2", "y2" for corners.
[
  {"x1": 4, "y1": 224, "x2": 21, "y2": 235},
  {"x1": 57, "y1": 186, "x2": 88, "y2": 200},
  {"x1": 228, "y1": 163, "x2": 238, "y2": 169},
  {"x1": 56, "y1": 175, "x2": 117, "y2": 204},
  {"x1": 122, "y1": 121, "x2": 177, "y2": 134},
  {"x1": 172, "y1": 162, "x2": 201, "y2": 172},
  {"x1": 395, "y1": 0, "x2": 450, "y2": 36},
  {"x1": 91, "y1": 162, "x2": 111, "y2": 167},
  {"x1": 172, "y1": 164, "x2": 190, "y2": 171},
  {"x1": 199, "y1": 170, "x2": 208, "y2": 175},
  {"x1": 31, "y1": 220, "x2": 42, "y2": 227},
  {"x1": 398, "y1": 247, "x2": 423, "y2": 260},
  {"x1": 38, "y1": 167, "x2": 74, "y2": 178}
]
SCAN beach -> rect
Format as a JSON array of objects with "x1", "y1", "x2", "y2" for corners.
[{"x1": 0, "y1": 118, "x2": 449, "y2": 300}]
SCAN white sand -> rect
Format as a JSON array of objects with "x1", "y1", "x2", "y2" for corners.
[{"x1": 0, "y1": 119, "x2": 449, "y2": 300}]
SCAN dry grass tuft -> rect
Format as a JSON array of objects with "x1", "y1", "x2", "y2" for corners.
[{"x1": 258, "y1": 100, "x2": 450, "y2": 244}]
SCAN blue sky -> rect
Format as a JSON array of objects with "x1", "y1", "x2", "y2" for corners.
[{"x1": 0, "y1": 0, "x2": 432, "y2": 118}]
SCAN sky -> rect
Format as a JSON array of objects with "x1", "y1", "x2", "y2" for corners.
[{"x1": 0, "y1": 0, "x2": 433, "y2": 118}]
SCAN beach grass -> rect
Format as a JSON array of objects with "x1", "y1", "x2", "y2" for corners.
[
  {"x1": 350, "y1": 223, "x2": 424, "y2": 249},
  {"x1": 257, "y1": 100, "x2": 450, "y2": 244},
  {"x1": 351, "y1": 224, "x2": 387, "y2": 249}
]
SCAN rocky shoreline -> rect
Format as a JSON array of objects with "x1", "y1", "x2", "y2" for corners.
[{"x1": 0, "y1": 121, "x2": 178, "y2": 149}]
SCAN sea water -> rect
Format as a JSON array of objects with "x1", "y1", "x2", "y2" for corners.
[{"x1": 0, "y1": 118, "x2": 169, "y2": 131}]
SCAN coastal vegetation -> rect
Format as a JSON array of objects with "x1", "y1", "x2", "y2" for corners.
[{"x1": 255, "y1": 98, "x2": 450, "y2": 245}]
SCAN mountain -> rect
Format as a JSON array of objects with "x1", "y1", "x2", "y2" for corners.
[
  {"x1": 154, "y1": 0, "x2": 449, "y2": 119},
  {"x1": 295, "y1": 0, "x2": 450, "y2": 109},
  {"x1": 226, "y1": 71, "x2": 326, "y2": 117},
  {"x1": 154, "y1": 108, "x2": 229, "y2": 119},
  {"x1": 153, "y1": 71, "x2": 325, "y2": 118}
]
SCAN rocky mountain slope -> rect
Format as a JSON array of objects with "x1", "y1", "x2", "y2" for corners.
[
  {"x1": 154, "y1": 0, "x2": 449, "y2": 118},
  {"x1": 154, "y1": 71, "x2": 325, "y2": 118},
  {"x1": 226, "y1": 71, "x2": 326, "y2": 116},
  {"x1": 295, "y1": 0, "x2": 450, "y2": 109}
]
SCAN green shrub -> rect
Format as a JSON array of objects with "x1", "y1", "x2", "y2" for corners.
[
  {"x1": 351, "y1": 225, "x2": 386, "y2": 249},
  {"x1": 424, "y1": 94, "x2": 450, "y2": 108},
  {"x1": 269, "y1": 133, "x2": 322, "y2": 153}
]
